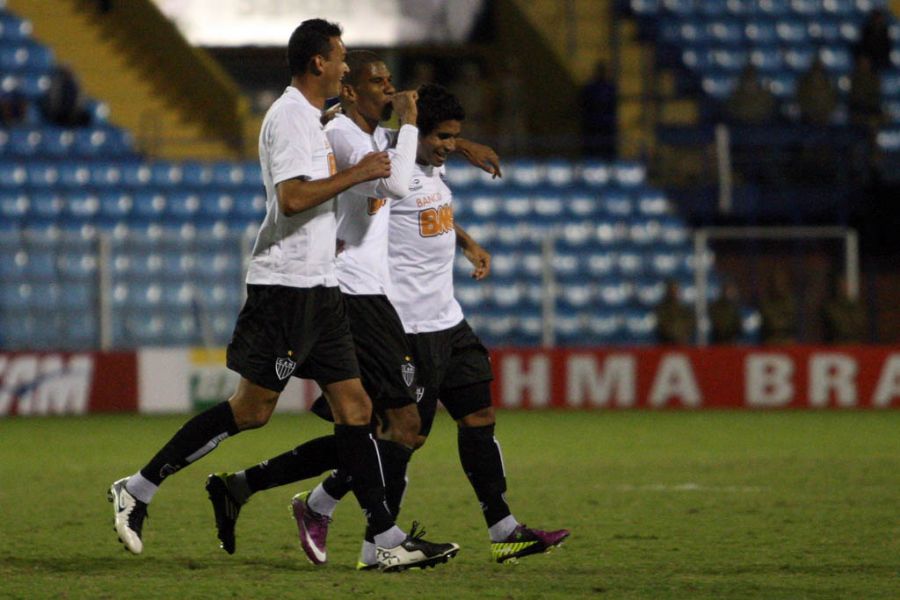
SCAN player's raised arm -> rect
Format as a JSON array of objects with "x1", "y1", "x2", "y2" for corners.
[
  {"x1": 276, "y1": 151, "x2": 391, "y2": 216},
  {"x1": 455, "y1": 138, "x2": 502, "y2": 179},
  {"x1": 455, "y1": 223, "x2": 491, "y2": 280}
]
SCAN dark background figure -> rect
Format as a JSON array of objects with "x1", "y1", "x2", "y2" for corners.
[
  {"x1": 796, "y1": 57, "x2": 837, "y2": 126},
  {"x1": 580, "y1": 60, "x2": 617, "y2": 159},
  {"x1": 822, "y1": 276, "x2": 867, "y2": 344},
  {"x1": 760, "y1": 269, "x2": 797, "y2": 345},
  {"x1": 848, "y1": 55, "x2": 884, "y2": 132},
  {"x1": 39, "y1": 65, "x2": 92, "y2": 127},
  {"x1": 0, "y1": 91, "x2": 27, "y2": 127},
  {"x1": 724, "y1": 64, "x2": 776, "y2": 125},
  {"x1": 855, "y1": 8, "x2": 891, "y2": 74},
  {"x1": 654, "y1": 279, "x2": 695, "y2": 345},
  {"x1": 708, "y1": 281, "x2": 743, "y2": 344}
]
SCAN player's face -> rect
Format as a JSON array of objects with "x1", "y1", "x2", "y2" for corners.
[
  {"x1": 351, "y1": 62, "x2": 396, "y2": 122},
  {"x1": 418, "y1": 120, "x2": 461, "y2": 167},
  {"x1": 321, "y1": 37, "x2": 348, "y2": 97}
]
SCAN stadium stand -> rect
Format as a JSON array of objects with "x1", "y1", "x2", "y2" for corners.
[{"x1": 0, "y1": 2, "x2": 745, "y2": 350}]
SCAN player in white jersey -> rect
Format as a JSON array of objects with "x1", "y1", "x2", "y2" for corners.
[
  {"x1": 205, "y1": 51, "x2": 499, "y2": 567},
  {"x1": 378, "y1": 83, "x2": 570, "y2": 564},
  {"x1": 109, "y1": 19, "x2": 457, "y2": 572}
]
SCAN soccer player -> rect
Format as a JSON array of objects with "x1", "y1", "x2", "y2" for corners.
[
  {"x1": 314, "y1": 83, "x2": 571, "y2": 567},
  {"x1": 204, "y1": 51, "x2": 497, "y2": 565},
  {"x1": 108, "y1": 19, "x2": 457, "y2": 572}
]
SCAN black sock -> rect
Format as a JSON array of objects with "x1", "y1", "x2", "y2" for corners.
[
  {"x1": 458, "y1": 424, "x2": 511, "y2": 528},
  {"x1": 139, "y1": 401, "x2": 239, "y2": 486},
  {"x1": 322, "y1": 469, "x2": 352, "y2": 500},
  {"x1": 334, "y1": 424, "x2": 394, "y2": 535},
  {"x1": 364, "y1": 440, "x2": 413, "y2": 541},
  {"x1": 244, "y1": 435, "x2": 339, "y2": 494}
]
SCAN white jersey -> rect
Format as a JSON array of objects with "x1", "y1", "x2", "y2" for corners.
[
  {"x1": 387, "y1": 162, "x2": 464, "y2": 333},
  {"x1": 246, "y1": 86, "x2": 338, "y2": 288},
  {"x1": 325, "y1": 115, "x2": 418, "y2": 295}
]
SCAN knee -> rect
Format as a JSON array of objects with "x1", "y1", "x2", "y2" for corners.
[
  {"x1": 383, "y1": 405, "x2": 422, "y2": 449},
  {"x1": 228, "y1": 395, "x2": 276, "y2": 430},
  {"x1": 458, "y1": 406, "x2": 495, "y2": 428},
  {"x1": 328, "y1": 387, "x2": 372, "y2": 426},
  {"x1": 412, "y1": 434, "x2": 428, "y2": 450}
]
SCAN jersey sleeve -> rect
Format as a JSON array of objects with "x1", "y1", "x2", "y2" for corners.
[
  {"x1": 331, "y1": 124, "x2": 419, "y2": 200},
  {"x1": 266, "y1": 105, "x2": 315, "y2": 186}
]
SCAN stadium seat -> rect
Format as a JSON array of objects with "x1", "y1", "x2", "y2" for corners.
[
  {"x1": 566, "y1": 190, "x2": 602, "y2": 220},
  {"x1": 601, "y1": 189, "x2": 633, "y2": 217},
  {"x1": 578, "y1": 160, "x2": 612, "y2": 187},
  {"x1": 634, "y1": 277, "x2": 667, "y2": 307},
  {"x1": 26, "y1": 191, "x2": 63, "y2": 225},
  {"x1": 131, "y1": 190, "x2": 166, "y2": 223},
  {"x1": 617, "y1": 247, "x2": 646, "y2": 276},
  {"x1": 150, "y1": 162, "x2": 183, "y2": 187},
  {"x1": 790, "y1": 0, "x2": 823, "y2": 17},
  {"x1": 553, "y1": 250, "x2": 581, "y2": 280},
  {"x1": 507, "y1": 159, "x2": 544, "y2": 187},
  {"x1": 584, "y1": 249, "x2": 617, "y2": 278},
  {"x1": 586, "y1": 310, "x2": 625, "y2": 344},
  {"x1": 758, "y1": 0, "x2": 791, "y2": 17},
  {"x1": 623, "y1": 309, "x2": 658, "y2": 344},
  {"x1": 784, "y1": 46, "x2": 816, "y2": 72},
  {"x1": 707, "y1": 20, "x2": 745, "y2": 45},
  {"x1": 822, "y1": 0, "x2": 854, "y2": 17},
  {"x1": 552, "y1": 310, "x2": 587, "y2": 346},
  {"x1": 597, "y1": 278, "x2": 634, "y2": 307},
  {"x1": 165, "y1": 190, "x2": 201, "y2": 224},
  {"x1": 557, "y1": 282, "x2": 594, "y2": 311},
  {"x1": 26, "y1": 161, "x2": 58, "y2": 187},
  {"x1": 702, "y1": 72, "x2": 738, "y2": 99},
  {"x1": 745, "y1": 20, "x2": 778, "y2": 44},
  {"x1": 544, "y1": 159, "x2": 576, "y2": 187},
  {"x1": 629, "y1": 217, "x2": 663, "y2": 246},
  {"x1": 809, "y1": 18, "x2": 843, "y2": 43}
]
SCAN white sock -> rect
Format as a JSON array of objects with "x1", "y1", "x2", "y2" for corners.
[
  {"x1": 124, "y1": 472, "x2": 158, "y2": 505},
  {"x1": 307, "y1": 484, "x2": 340, "y2": 517},
  {"x1": 374, "y1": 526, "x2": 406, "y2": 549},
  {"x1": 359, "y1": 540, "x2": 377, "y2": 565},
  {"x1": 488, "y1": 514, "x2": 519, "y2": 542}
]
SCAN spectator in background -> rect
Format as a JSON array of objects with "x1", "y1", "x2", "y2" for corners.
[
  {"x1": 580, "y1": 60, "x2": 617, "y2": 159},
  {"x1": 823, "y1": 276, "x2": 866, "y2": 343},
  {"x1": 724, "y1": 64, "x2": 776, "y2": 125},
  {"x1": 40, "y1": 65, "x2": 91, "y2": 127},
  {"x1": 848, "y1": 55, "x2": 884, "y2": 132},
  {"x1": 796, "y1": 57, "x2": 837, "y2": 126},
  {"x1": 655, "y1": 279, "x2": 695, "y2": 345},
  {"x1": 856, "y1": 8, "x2": 891, "y2": 74},
  {"x1": 0, "y1": 91, "x2": 27, "y2": 127},
  {"x1": 760, "y1": 269, "x2": 797, "y2": 344},
  {"x1": 449, "y1": 61, "x2": 491, "y2": 141},
  {"x1": 709, "y1": 281, "x2": 743, "y2": 344}
]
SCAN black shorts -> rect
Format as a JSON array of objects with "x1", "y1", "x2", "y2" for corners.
[
  {"x1": 226, "y1": 284, "x2": 360, "y2": 392},
  {"x1": 407, "y1": 319, "x2": 494, "y2": 435},
  {"x1": 344, "y1": 294, "x2": 417, "y2": 409}
]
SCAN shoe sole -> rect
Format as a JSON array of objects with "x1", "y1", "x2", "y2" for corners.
[
  {"x1": 495, "y1": 533, "x2": 570, "y2": 564},
  {"x1": 205, "y1": 475, "x2": 237, "y2": 555},
  {"x1": 380, "y1": 547, "x2": 460, "y2": 573}
]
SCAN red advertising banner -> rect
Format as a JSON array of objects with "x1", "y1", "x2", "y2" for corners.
[
  {"x1": 488, "y1": 346, "x2": 900, "y2": 409},
  {"x1": 0, "y1": 352, "x2": 138, "y2": 416}
]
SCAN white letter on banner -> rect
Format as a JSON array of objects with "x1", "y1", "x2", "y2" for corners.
[
  {"x1": 2, "y1": 355, "x2": 39, "y2": 414},
  {"x1": 567, "y1": 355, "x2": 635, "y2": 407},
  {"x1": 809, "y1": 354, "x2": 857, "y2": 408},
  {"x1": 746, "y1": 354, "x2": 793, "y2": 407},
  {"x1": 501, "y1": 354, "x2": 550, "y2": 408},
  {"x1": 649, "y1": 354, "x2": 701, "y2": 407},
  {"x1": 873, "y1": 355, "x2": 900, "y2": 408},
  {"x1": 35, "y1": 355, "x2": 93, "y2": 415}
]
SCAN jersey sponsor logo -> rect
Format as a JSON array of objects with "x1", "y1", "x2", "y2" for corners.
[
  {"x1": 418, "y1": 203, "x2": 453, "y2": 237},
  {"x1": 401, "y1": 361, "x2": 416, "y2": 387},
  {"x1": 409, "y1": 178, "x2": 423, "y2": 191},
  {"x1": 275, "y1": 356, "x2": 297, "y2": 380},
  {"x1": 367, "y1": 197, "x2": 386, "y2": 215}
]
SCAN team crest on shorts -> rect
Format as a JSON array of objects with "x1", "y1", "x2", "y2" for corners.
[
  {"x1": 275, "y1": 356, "x2": 297, "y2": 380},
  {"x1": 415, "y1": 386, "x2": 425, "y2": 403},
  {"x1": 401, "y1": 361, "x2": 416, "y2": 387}
]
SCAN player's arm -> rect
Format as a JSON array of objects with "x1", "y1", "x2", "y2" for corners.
[
  {"x1": 454, "y1": 138, "x2": 502, "y2": 179},
  {"x1": 277, "y1": 152, "x2": 391, "y2": 216},
  {"x1": 455, "y1": 223, "x2": 491, "y2": 280}
]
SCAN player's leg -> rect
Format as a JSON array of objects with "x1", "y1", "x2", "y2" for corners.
[
  {"x1": 441, "y1": 320, "x2": 570, "y2": 563},
  {"x1": 110, "y1": 377, "x2": 275, "y2": 555}
]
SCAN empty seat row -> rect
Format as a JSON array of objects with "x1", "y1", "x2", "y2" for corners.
[
  {"x1": 445, "y1": 159, "x2": 647, "y2": 188},
  {"x1": 636, "y1": 0, "x2": 887, "y2": 18}
]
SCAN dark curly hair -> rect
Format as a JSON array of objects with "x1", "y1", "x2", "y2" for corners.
[
  {"x1": 287, "y1": 19, "x2": 342, "y2": 77},
  {"x1": 416, "y1": 83, "x2": 465, "y2": 136}
]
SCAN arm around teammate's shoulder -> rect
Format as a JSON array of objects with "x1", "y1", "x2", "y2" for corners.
[{"x1": 277, "y1": 151, "x2": 392, "y2": 216}]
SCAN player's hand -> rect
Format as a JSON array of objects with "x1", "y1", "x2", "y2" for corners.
[
  {"x1": 458, "y1": 140, "x2": 502, "y2": 179},
  {"x1": 391, "y1": 90, "x2": 418, "y2": 126},
  {"x1": 354, "y1": 151, "x2": 391, "y2": 182},
  {"x1": 321, "y1": 103, "x2": 342, "y2": 126},
  {"x1": 464, "y1": 243, "x2": 491, "y2": 280}
]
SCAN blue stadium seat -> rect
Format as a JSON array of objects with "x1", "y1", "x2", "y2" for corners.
[
  {"x1": 512, "y1": 308, "x2": 543, "y2": 346},
  {"x1": 566, "y1": 190, "x2": 602, "y2": 220},
  {"x1": 57, "y1": 251, "x2": 98, "y2": 281},
  {"x1": 790, "y1": 0, "x2": 823, "y2": 17},
  {"x1": 165, "y1": 190, "x2": 201, "y2": 224},
  {"x1": 26, "y1": 191, "x2": 63, "y2": 225},
  {"x1": 0, "y1": 13, "x2": 33, "y2": 42},
  {"x1": 7, "y1": 127, "x2": 40, "y2": 156},
  {"x1": 649, "y1": 249, "x2": 685, "y2": 277},
  {"x1": 552, "y1": 310, "x2": 587, "y2": 346},
  {"x1": 612, "y1": 160, "x2": 647, "y2": 187},
  {"x1": 745, "y1": 20, "x2": 778, "y2": 44},
  {"x1": 602, "y1": 189, "x2": 634, "y2": 217},
  {"x1": 578, "y1": 160, "x2": 612, "y2": 187},
  {"x1": 507, "y1": 159, "x2": 544, "y2": 187},
  {"x1": 700, "y1": 0, "x2": 729, "y2": 17},
  {"x1": 558, "y1": 222, "x2": 596, "y2": 248},
  {"x1": 96, "y1": 191, "x2": 132, "y2": 226},
  {"x1": 553, "y1": 250, "x2": 581, "y2": 280},
  {"x1": 585, "y1": 249, "x2": 616, "y2": 278},
  {"x1": 532, "y1": 193, "x2": 566, "y2": 223},
  {"x1": 662, "y1": 0, "x2": 696, "y2": 15},
  {"x1": 629, "y1": 217, "x2": 663, "y2": 246},
  {"x1": 631, "y1": 0, "x2": 661, "y2": 15},
  {"x1": 9, "y1": 71, "x2": 50, "y2": 100},
  {"x1": 838, "y1": 19, "x2": 861, "y2": 43},
  {"x1": 490, "y1": 278, "x2": 527, "y2": 309},
  {"x1": 707, "y1": 20, "x2": 744, "y2": 45},
  {"x1": 822, "y1": 0, "x2": 854, "y2": 17},
  {"x1": 519, "y1": 249, "x2": 544, "y2": 278},
  {"x1": 59, "y1": 281, "x2": 95, "y2": 310},
  {"x1": 444, "y1": 162, "x2": 481, "y2": 188},
  {"x1": 0, "y1": 162, "x2": 26, "y2": 187},
  {"x1": 882, "y1": 70, "x2": 900, "y2": 98},
  {"x1": 455, "y1": 280, "x2": 487, "y2": 310},
  {"x1": 597, "y1": 277, "x2": 634, "y2": 307},
  {"x1": 595, "y1": 217, "x2": 630, "y2": 247},
  {"x1": 0, "y1": 43, "x2": 53, "y2": 71},
  {"x1": 634, "y1": 277, "x2": 667, "y2": 307},
  {"x1": 229, "y1": 190, "x2": 265, "y2": 227},
  {"x1": 467, "y1": 192, "x2": 501, "y2": 222},
  {"x1": 488, "y1": 250, "x2": 519, "y2": 278},
  {"x1": 876, "y1": 128, "x2": 900, "y2": 151},
  {"x1": 120, "y1": 162, "x2": 152, "y2": 187},
  {"x1": 89, "y1": 161, "x2": 123, "y2": 188},
  {"x1": 776, "y1": 19, "x2": 809, "y2": 44},
  {"x1": 587, "y1": 310, "x2": 625, "y2": 344},
  {"x1": 763, "y1": 71, "x2": 797, "y2": 98},
  {"x1": 26, "y1": 161, "x2": 58, "y2": 187},
  {"x1": 623, "y1": 309, "x2": 658, "y2": 344},
  {"x1": 557, "y1": 282, "x2": 594, "y2": 311},
  {"x1": 701, "y1": 72, "x2": 738, "y2": 99},
  {"x1": 544, "y1": 159, "x2": 576, "y2": 187},
  {"x1": 212, "y1": 161, "x2": 246, "y2": 187},
  {"x1": 0, "y1": 192, "x2": 28, "y2": 227},
  {"x1": 711, "y1": 47, "x2": 749, "y2": 72},
  {"x1": 21, "y1": 249, "x2": 57, "y2": 280},
  {"x1": 819, "y1": 46, "x2": 852, "y2": 73},
  {"x1": 682, "y1": 47, "x2": 716, "y2": 72},
  {"x1": 150, "y1": 162, "x2": 183, "y2": 187},
  {"x1": 40, "y1": 127, "x2": 75, "y2": 157},
  {"x1": 131, "y1": 191, "x2": 166, "y2": 223},
  {"x1": 616, "y1": 247, "x2": 646, "y2": 276},
  {"x1": 499, "y1": 190, "x2": 532, "y2": 221},
  {"x1": 808, "y1": 17, "x2": 843, "y2": 43},
  {"x1": 784, "y1": 46, "x2": 816, "y2": 72},
  {"x1": 198, "y1": 191, "x2": 234, "y2": 221},
  {"x1": 56, "y1": 162, "x2": 90, "y2": 187},
  {"x1": 635, "y1": 187, "x2": 670, "y2": 216},
  {"x1": 181, "y1": 161, "x2": 214, "y2": 187},
  {"x1": 758, "y1": 0, "x2": 791, "y2": 17},
  {"x1": 63, "y1": 313, "x2": 98, "y2": 347}
]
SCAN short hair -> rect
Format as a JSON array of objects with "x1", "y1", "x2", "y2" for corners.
[
  {"x1": 286, "y1": 19, "x2": 342, "y2": 77},
  {"x1": 416, "y1": 83, "x2": 465, "y2": 136},
  {"x1": 345, "y1": 50, "x2": 385, "y2": 87}
]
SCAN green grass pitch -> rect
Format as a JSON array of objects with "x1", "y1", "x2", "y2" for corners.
[{"x1": 1, "y1": 410, "x2": 898, "y2": 599}]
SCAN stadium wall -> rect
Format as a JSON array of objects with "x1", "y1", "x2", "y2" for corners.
[{"x1": 2, "y1": 347, "x2": 900, "y2": 416}]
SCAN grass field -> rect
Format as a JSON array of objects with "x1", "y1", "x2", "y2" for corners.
[{"x1": 1, "y1": 410, "x2": 899, "y2": 599}]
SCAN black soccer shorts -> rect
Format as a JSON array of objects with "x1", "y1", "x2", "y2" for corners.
[
  {"x1": 344, "y1": 294, "x2": 418, "y2": 409},
  {"x1": 406, "y1": 318, "x2": 494, "y2": 436},
  {"x1": 226, "y1": 284, "x2": 360, "y2": 392}
]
